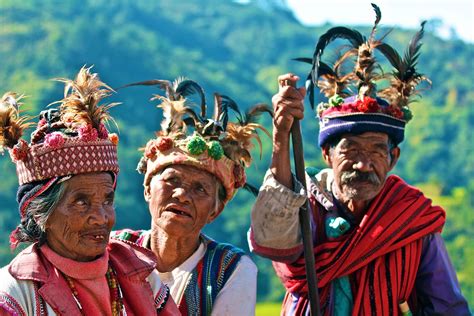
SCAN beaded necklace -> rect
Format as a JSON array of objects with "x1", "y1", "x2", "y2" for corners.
[{"x1": 62, "y1": 262, "x2": 125, "y2": 316}]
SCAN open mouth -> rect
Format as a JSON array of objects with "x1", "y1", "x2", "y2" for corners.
[
  {"x1": 83, "y1": 231, "x2": 109, "y2": 242},
  {"x1": 169, "y1": 208, "x2": 192, "y2": 217}
]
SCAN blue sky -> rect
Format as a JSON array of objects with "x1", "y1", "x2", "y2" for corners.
[{"x1": 286, "y1": 0, "x2": 473, "y2": 42}]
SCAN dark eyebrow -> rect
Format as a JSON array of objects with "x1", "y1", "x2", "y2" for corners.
[
  {"x1": 162, "y1": 169, "x2": 180, "y2": 177},
  {"x1": 71, "y1": 192, "x2": 88, "y2": 201},
  {"x1": 339, "y1": 139, "x2": 357, "y2": 148},
  {"x1": 105, "y1": 191, "x2": 115, "y2": 200},
  {"x1": 374, "y1": 142, "x2": 389, "y2": 151},
  {"x1": 196, "y1": 178, "x2": 214, "y2": 188}
]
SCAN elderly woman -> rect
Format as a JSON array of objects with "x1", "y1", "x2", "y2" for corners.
[
  {"x1": 0, "y1": 69, "x2": 179, "y2": 315},
  {"x1": 113, "y1": 78, "x2": 271, "y2": 315}
]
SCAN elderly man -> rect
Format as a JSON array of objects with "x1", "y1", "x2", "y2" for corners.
[
  {"x1": 113, "y1": 78, "x2": 272, "y2": 315},
  {"x1": 248, "y1": 7, "x2": 470, "y2": 316}
]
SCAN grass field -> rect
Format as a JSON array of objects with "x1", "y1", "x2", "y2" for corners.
[{"x1": 256, "y1": 302, "x2": 282, "y2": 315}]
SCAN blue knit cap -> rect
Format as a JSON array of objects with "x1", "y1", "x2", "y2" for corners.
[{"x1": 318, "y1": 96, "x2": 406, "y2": 147}]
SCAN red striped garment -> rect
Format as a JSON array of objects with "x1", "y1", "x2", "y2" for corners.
[{"x1": 274, "y1": 175, "x2": 446, "y2": 315}]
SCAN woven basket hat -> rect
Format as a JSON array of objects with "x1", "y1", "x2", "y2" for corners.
[{"x1": 0, "y1": 66, "x2": 119, "y2": 187}]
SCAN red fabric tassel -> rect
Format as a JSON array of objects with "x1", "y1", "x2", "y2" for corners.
[{"x1": 9, "y1": 227, "x2": 20, "y2": 250}]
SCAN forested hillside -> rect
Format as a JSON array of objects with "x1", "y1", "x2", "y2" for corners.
[{"x1": 1, "y1": 0, "x2": 472, "y2": 305}]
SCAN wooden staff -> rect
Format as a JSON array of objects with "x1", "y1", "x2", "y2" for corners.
[{"x1": 284, "y1": 79, "x2": 321, "y2": 315}]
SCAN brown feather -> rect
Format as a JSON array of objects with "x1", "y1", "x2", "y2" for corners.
[
  {"x1": 54, "y1": 66, "x2": 116, "y2": 129},
  {"x1": 224, "y1": 122, "x2": 270, "y2": 165},
  {"x1": 153, "y1": 97, "x2": 189, "y2": 134},
  {"x1": 0, "y1": 92, "x2": 33, "y2": 152}
]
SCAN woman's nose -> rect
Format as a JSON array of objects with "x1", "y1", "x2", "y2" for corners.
[{"x1": 88, "y1": 206, "x2": 109, "y2": 226}]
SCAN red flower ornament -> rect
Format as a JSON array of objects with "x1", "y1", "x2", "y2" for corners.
[
  {"x1": 109, "y1": 133, "x2": 119, "y2": 145},
  {"x1": 385, "y1": 105, "x2": 404, "y2": 119},
  {"x1": 10, "y1": 139, "x2": 29, "y2": 161},
  {"x1": 44, "y1": 132, "x2": 65, "y2": 148},
  {"x1": 356, "y1": 97, "x2": 380, "y2": 113},
  {"x1": 157, "y1": 137, "x2": 173, "y2": 152},
  {"x1": 98, "y1": 123, "x2": 109, "y2": 139},
  {"x1": 78, "y1": 124, "x2": 98, "y2": 142}
]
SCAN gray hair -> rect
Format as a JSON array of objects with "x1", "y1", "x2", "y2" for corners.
[{"x1": 14, "y1": 181, "x2": 66, "y2": 246}]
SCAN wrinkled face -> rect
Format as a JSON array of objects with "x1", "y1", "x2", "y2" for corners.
[
  {"x1": 145, "y1": 165, "x2": 223, "y2": 239},
  {"x1": 45, "y1": 172, "x2": 115, "y2": 262},
  {"x1": 323, "y1": 132, "x2": 399, "y2": 203}
]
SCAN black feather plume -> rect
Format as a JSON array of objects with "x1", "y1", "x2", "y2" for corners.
[
  {"x1": 292, "y1": 57, "x2": 312, "y2": 64},
  {"x1": 310, "y1": 27, "x2": 365, "y2": 107},
  {"x1": 212, "y1": 93, "x2": 228, "y2": 131},
  {"x1": 318, "y1": 61, "x2": 337, "y2": 77},
  {"x1": 376, "y1": 43, "x2": 402, "y2": 71},
  {"x1": 369, "y1": 3, "x2": 382, "y2": 42},
  {"x1": 219, "y1": 95, "x2": 242, "y2": 129},
  {"x1": 175, "y1": 79, "x2": 207, "y2": 117},
  {"x1": 402, "y1": 21, "x2": 426, "y2": 80},
  {"x1": 242, "y1": 103, "x2": 273, "y2": 125},
  {"x1": 305, "y1": 75, "x2": 315, "y2": 108},
  {"x1": 115, "y1": 79, "x2": 173, "y2": 98}
]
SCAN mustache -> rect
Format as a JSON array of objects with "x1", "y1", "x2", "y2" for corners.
[{"x1": 341, "y1": 170, "x2": 380, "y2": 186}]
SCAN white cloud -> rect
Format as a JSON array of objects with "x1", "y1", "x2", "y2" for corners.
[{"x1": 286, "y1": 0, "x2": 473, "y2": 42}]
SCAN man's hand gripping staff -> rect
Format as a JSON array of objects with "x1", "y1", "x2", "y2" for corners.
[{"x1": 272, "y1": 73, "x2": 321, "y2": 316}]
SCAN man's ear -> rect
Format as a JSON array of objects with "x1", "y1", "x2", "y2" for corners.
[
  {"x1": 389, "y1": 147, "x2": 401, "y2": 171},
  {"x1": 207, "y1": 201, "x2": 225, "y2": 224},
  {"x1": 144, "y1": 185, "x2": 151, "y2": 202},
  {"x1": 322, "y1": 145, "x2": 332, "y2": 166}
]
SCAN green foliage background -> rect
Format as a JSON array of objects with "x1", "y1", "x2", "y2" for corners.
[{"x1": 1, "y1": 0, "x2": 472, "y2": 307}]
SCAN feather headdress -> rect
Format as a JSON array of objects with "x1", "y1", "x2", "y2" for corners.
[
  {"x1": 301, "y1": 4, "x2": 427, "y2": 117},
  {"x1": 0, "y1": 92, "x2": 32, "y2": 153},
  {"x1": 3, "y1": 67, "x2": 120, "y2": 185},
  {"x1": 53, "y1": 66, "x2": 118, "y2": 130},
  {"x1": 26, "y1": 66, "x2": 118, "y2": 145},
  {"x1": 125, "y1": 77, "x2": 272, "y2": 201},
  {"x1": 297, "y1": 3, "x2": 429, "y2": 146},
  {"x1": 119, "y1": 77, "x2": 206, "y2": 134}
]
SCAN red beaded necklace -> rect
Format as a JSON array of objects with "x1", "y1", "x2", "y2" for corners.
[{"x1": 62, "y1": 262, "x2": 125, "y2": 316}]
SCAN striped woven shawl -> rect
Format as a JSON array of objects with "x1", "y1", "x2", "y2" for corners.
[{"x1": 274, "y1": 175, "x2": 446, "y2": 315}]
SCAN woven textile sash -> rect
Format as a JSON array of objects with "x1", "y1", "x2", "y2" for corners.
[
  {"x1": 179, "y1": 236, "x2": 244, "y2": 316},
  {"x1": 274, "y1": 175, "x2": 446, "y2": 315}
]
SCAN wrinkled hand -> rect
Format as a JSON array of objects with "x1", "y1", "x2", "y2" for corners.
[
  {"x1": 272, "y1": 73, "x2": 306, "y2": 138},
  {"x1": 270, "y1": 73, "x2": 306, "y2": 189}
]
